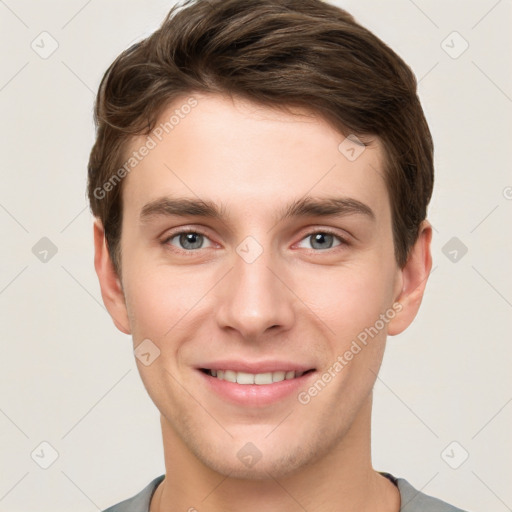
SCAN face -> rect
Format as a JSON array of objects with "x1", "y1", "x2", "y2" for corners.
[{"x1": 106, "y1": 93, "x2": 408, "y2": 478}]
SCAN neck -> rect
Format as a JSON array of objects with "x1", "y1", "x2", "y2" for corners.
[{"x1": 151, "y1": 393, "x2": 400, "y2": 512}]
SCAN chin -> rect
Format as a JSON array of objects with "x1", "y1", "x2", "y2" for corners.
[
  {"x1": 203, "y1": 450, "x2": 311, "y2": 481},
  {"x1": 187, "y1": 431, "x2": 324, "y2": 481}
]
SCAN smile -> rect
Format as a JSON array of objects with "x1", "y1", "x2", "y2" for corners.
[
  {"x1": 198, "y1": 366, "x2": 317, "y2": 407},
  {"x1": 201, "y1": 369, "x2": 313, "y2": 384}
]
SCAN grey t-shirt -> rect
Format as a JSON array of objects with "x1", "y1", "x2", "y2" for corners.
[{"x1": 102, "y1": 472, "x2": 468, "y2": 512}]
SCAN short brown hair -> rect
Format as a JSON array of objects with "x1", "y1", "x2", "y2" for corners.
[{"x1": 87, "y1": 0, "x2": 434, "y2": 274}]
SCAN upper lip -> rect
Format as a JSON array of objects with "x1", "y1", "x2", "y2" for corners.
[{"x1": 197, "y1": 360, "x2": 316, "y2": 374}]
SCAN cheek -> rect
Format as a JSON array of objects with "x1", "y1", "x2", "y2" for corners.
[
  {"x1": 123, "y1": 259, "x2": 216, "y2": 344},
  {"x1": 298, "y1": 261, "x2": 395, "y2": 340}
]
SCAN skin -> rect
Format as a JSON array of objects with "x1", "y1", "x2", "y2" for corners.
[{"x1": 94, "y1": 93, "x2": 432, "y2": 512}]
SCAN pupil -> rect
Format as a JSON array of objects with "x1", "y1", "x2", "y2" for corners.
[
  {"x1": 312, "y1": 233, "x2": 332, "y2": 250},
  {"x1": 181, "y1": 233, "x2": 202, "y2": 249}
]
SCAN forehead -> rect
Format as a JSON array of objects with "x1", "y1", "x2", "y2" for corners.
[{"x1": 121, "y1": 93, "x2": 390, "y2": 226}]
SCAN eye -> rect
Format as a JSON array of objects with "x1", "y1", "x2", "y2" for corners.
[
  {"x1": 162, "y1": 229, "x2": 348, "y2": 253},
  {"x1": 163, "y1": 230, "x2": 214, "y2": 251},
  {"x1": 296, "y1": 231, "x2": 347, "y2": 251}
]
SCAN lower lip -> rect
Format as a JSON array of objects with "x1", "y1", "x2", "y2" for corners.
[{"x1": 198, "y1": 370, "x2": 316, "y2": 407}]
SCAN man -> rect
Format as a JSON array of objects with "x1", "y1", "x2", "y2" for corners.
[{"x1": 87, "y1": 0, "x2": 468, "y2": 510}]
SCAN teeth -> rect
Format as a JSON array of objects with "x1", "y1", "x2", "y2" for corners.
[
  {"x1": 236, "y1": 372, "x2": 255, "y2": 384},
  {"x1": 224, "y1": 370, "x2": 237, "y2": 383},
  {"x1": 209, "y1": 369, "x2": 306, "y2": 384},
  {"x1": 272, "y1": 371, "x2": 285, "y2": 382},
  {"x1": 255, "y1": 372, "x2": 273, "y2": 384}
]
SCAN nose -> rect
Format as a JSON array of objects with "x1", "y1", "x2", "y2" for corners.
[{"x1": 215, "y1": 242, "x2": 295, "y2": 342}]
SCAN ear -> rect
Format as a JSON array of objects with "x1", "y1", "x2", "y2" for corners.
[
  {"x1": 93, "y1": 219, "x2": 131, "y2": 335},
  {"x1": 387, "y1": 220, "x2": 433, "y2": 336}
]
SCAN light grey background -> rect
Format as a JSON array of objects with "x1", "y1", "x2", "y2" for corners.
[{"x1": 1, "y1": 1, "x2": 511, "y2": 510}]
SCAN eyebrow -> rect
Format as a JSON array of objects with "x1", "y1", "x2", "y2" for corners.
[{"x1": 139, "y1": 195, "x2": 375, "y2": 224}]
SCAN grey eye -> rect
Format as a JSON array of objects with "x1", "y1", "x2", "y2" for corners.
[
  {"x1": 309, "y1": 233, "x2": 335, "y2": 250},
  {"x1": 179, "y1": 232, "x2": 204, "y2": 250},
  {"x1": 296, "y1": 232, "x2": 343, "y2": 251},
  {"x1": 167, "y1": 231, "x2": 213, "y2": 251}
]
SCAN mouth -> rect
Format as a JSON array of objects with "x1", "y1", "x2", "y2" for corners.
[
  {"x1": 199, "y1": 368, "x2": 315, "y2": 384},
  {"x1": 197, "y1": 365, "x2": 317, "y2": 406}
]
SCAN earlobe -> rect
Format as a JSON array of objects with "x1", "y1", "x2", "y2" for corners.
[
  {"x1": 387, "y1": 220, "x2": 433, "y2": 336},
  {"x1": 93, "y1": 219, "x2": 131, "y2": 335}
]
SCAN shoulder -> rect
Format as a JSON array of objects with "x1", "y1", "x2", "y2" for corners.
[
  {"x1": 389, "y1": 474, "x2": 469, "y2": 512},
  {"x1": 102, "y1": 474, "x2": 165, "y2": 512}
]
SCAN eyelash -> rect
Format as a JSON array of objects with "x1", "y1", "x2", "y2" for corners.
[{"x1": 161, "y1": 227, "x2": 349, "y2": 254}]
